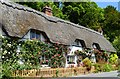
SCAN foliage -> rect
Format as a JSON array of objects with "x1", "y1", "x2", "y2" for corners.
[
  {"x1": 103, "y1": 6, "x2": 120, "y2": 42},
  {"x1": 74, "y1": 50, "x2": 87, "y2": 59},
  {"x1": 82, "y1": 57, "x2": 91, "y2": 68},
  {"x1": 93, "y1": 63, "x2": 113, "y2": 73},
  {"x1": 93, "y1": 63, "x2": 102, "y2": 73},
  {"x1": 2, "y1": 62, "x2": 13, "y2": 79},
  {"x1": 118, "y1": 59, "x2": 120, "y2": 77},
  {"x1": 63, "y1": 2, "x2": 104, "y2": 30},
  {"x1": 113, "y1": 36, "x2": 120, "y2": 56},
  {"x1": 1, "y1": 36, "x2": 18, "y2": 64},
  {"x1": 20, "y1": 40, "x2": 67, "y2": 68},
  {"x1": 93, "y1": 49, "x2": 110, "y2": 63},
  {"x1": 1, "y1": 36, "x2": 67, "y2": 78},
  {"x1": 55, "y1": 69, "x2": 59, "y2": 77},
  {"x1": 1, "y1": 37, "x2": 67, "y2": 69},
  {"x1": 109, "y1": 53, "x2": 118, "y2": 65},
  {"x1": 102, "y1": 64, "x2": 113, "y2": 72},
  {"x1": 49, "y1": 43, "x2": 66, "y2": 68}
]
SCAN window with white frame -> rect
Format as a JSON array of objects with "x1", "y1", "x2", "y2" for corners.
[
  {"x1": 67, "y1": 56, "x2": 75, "y2": 64},
  {"x1": 40, "y1": 55, "x2": 49, "y2": 65},
  {"x1": 74, "y1": 39, "x2": 86, "y2": 48},
  {"x1": 30, "y1": 30, "x2": 46, "y2": 42},
  {"x1": 75, "y1": 40, "x2": 82, "y2": 47},
  {"x1": 30, "y1": 30, "x2": 41, "y2": 40},
  {"x1": 92, "y1": 43, "x2": 101, "y2": 50}
]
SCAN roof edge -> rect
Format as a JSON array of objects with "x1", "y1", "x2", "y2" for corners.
[{"x1": 0, "y1": 0, "x2": 102, "y2": 36}]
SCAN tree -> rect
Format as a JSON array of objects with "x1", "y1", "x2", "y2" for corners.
[
  {"x1": 62, "y1": 2, "x2": 104, "y2": 30},
  {"x1": 103, "y1": 6, "x2": 120, "y2": 42},
  {"x1": 113, "y1": 36, "x2": 120, "y2": 57}
]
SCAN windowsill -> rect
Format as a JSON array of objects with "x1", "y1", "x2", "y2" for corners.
[{"x1": 68, "y1": 62, "x2": 75, "y2": 64}]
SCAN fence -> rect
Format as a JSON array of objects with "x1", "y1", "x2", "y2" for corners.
[{"x1": 12, "y1": 67, "x2": 95, "y2": 77}]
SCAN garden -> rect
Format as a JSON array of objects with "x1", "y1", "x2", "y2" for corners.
[{"x1": 0, "y1": 36, "x2": 119, "y2": 78}]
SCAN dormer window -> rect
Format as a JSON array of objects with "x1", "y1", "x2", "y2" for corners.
[
  {"x1": 30, "y1": 30, "x2": 41, "y2": 40},
  {"x1": 92, "y1": 43, "x2": 101, "y2": 50},
  {"x1": 30, "y1": 29, "x2": 47, "y2": 42},
  {"x1": 74, "y1": 39, "x2": 86, "y2": 48},
  {"x1": 75, "y1": 40, "x2": 82, "y2": 47}
]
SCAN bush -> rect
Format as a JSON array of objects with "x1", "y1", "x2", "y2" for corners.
[
  {"x1": 2, "y1": 62, "x2": 12, "y2": 79},
  {"x1": 93, "y1": 63, "x2": 113, "y2": 73},
  {"x1": 82, "y1": 58, "x2": 91, "y2": 67},
  {"x1": 102, "y1": 64, "x2": 113, "y2": 72},
  {"x1": 93, "y1": 63, "x2": 102, "y2": 73},
  {"x1": 82, "y1": 58, "x2": 92, "y2": 72},
  {"x1": 109, "y1": 53, "x2": 118, "y2": 65}
]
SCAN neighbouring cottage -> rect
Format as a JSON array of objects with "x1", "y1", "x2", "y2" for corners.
[{"x1": 0, "y1": 0, "x2": 116, "y2": 68}]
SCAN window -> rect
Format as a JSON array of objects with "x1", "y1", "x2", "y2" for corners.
[
  {"x1": 74, "y1": 39, "x2": 86, "y2": 48},
  {"x1": 30, "y1": 30, "x2": 47, "y2": 42},
  {"x1": 92, "y1": 43, "x2": 101, "y2": 50},
  {"x1": 67, "y1": 56, "x2": 75, "y2": 64},
  {"x1": 30, "y1": 30, "x2": 41, "y2": 40},
  {"x1": 75, "y1": 40, "x2": 82, "y2": 47},
  {"x1": 40, "y1": 55, "x2": 49, "y2": 65}
]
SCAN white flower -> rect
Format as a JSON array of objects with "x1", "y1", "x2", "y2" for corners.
[
  {"x1": 2, "y1": 56, "x2": 4, "y2": 58},
  {"x1": 6, "y1": 59, "x2": 9, "y2": 61},
  {"x1": 7, "y1": 44, "x2": 11, "y2": 47},
  {"x1": 0, "y1": 48, "x2": 3, "y2": 51},
  {"x1": 3, "y1": 50, "x2": 7, "y2": 55},
  {"x1": 18, "y1": 60, "x2": 24, "y2": 65},
  {"x1": 0, "y1": 35, "x2": 4, "y2": 38},
  {"x1": 8, "y1": 52, "x2": 10, "y2": 54}
]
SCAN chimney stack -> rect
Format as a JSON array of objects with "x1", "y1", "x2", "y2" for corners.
[
  {"x1": 42, "y1": 6, "x2": 52, "y2": 16},
  {"x1": 98, "y1": 27, "x2": 103, "y2": 35}
]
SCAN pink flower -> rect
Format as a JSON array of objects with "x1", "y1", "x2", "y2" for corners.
[
  {"x1": 54, "y1": 62, "x2": 56, "y2": 64},
  {"x1": 52, "y1": 56, "x2": 54, "y2": 58},
  {"x1": 55, "y1": 47, "x2": 58, "y2": 50},
  {"x1": 46, "y1": 60, "x2": 48, "y2": 62},
  {"x1": 58, "y1": 54, "x2": 60, "y2": 56},
  {"x1": 56, "y1": 42, "x2": 59, "y2": 45}
]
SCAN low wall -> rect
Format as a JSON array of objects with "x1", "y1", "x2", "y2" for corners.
[{"x1": 12, "y1": 67, "x2": 95, "y2": 77}]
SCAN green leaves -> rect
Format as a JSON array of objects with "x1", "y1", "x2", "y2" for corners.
[
  {"x1": 109, "y1": 53, "x2": 118, "y2": 65},
  {"x1": 1, "y1": 36, "x2": 67, "y2": 71}
]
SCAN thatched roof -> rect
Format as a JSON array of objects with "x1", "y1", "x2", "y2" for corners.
[{"x1": 0, "y1": 0, "x2": 116, "y2": 52}]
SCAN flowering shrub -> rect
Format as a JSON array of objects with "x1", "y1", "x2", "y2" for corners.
[
  {"x1": 19, "y1": 40, "x2": 67, "y2": 68},
  {"x1": 93, "y1": 49, "x2": 109, "y2": 63},
  {"x1": 1, "y1": 37, "x2": 67, "y2": 71}
]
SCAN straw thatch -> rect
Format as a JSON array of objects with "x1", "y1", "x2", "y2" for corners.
[{"x1": 0, "y1": 0, "x2": 116, "y2": 52}]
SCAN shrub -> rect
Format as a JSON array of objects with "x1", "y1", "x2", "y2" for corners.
[
  {"x1": 82, "y1": 58, "x2": 92, "y2": 72},
  {"x1": 2, "y1": 62, "x2": 12, "y2": 79},
  {"x1": 109, "y1": 53, "x2": 118, "y2": 65},
  {"x1": 93, "y1": 63, "x2": 113, "y2": 73},
  {"x1": 82, "y1": 58, "x2": 91, "y2": 67},
  {"x1": 102, "y1": 64, "x2": 113, "y2": 72},
  {"x1": 93, "y1": 63, "x2": 102, "y2": 73}
]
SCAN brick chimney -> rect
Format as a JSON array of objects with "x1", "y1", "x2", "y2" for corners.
[
  {"x1": 98, "y1": 27, "x2": 103, "y2": 35},
  {"x1": 42, "y1": 6, "x2": 52, "y2": 16}
]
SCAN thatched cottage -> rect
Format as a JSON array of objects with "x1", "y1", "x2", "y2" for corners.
[{"x1": 0, "y1": 0, "x2": 116, "y2": 67}]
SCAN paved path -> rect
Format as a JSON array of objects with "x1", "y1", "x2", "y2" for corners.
[{"x1": 74, "y1": 71, "x2": 118, "y2": 77}]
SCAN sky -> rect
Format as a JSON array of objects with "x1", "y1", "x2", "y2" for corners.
[{"x1": 96, "y1": 2, "x2": 119, "y2": 10}]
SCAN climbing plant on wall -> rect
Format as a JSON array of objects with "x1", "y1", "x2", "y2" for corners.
[{"x1": 1, "y1": 36, "x2": 67, "y2": 70}]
